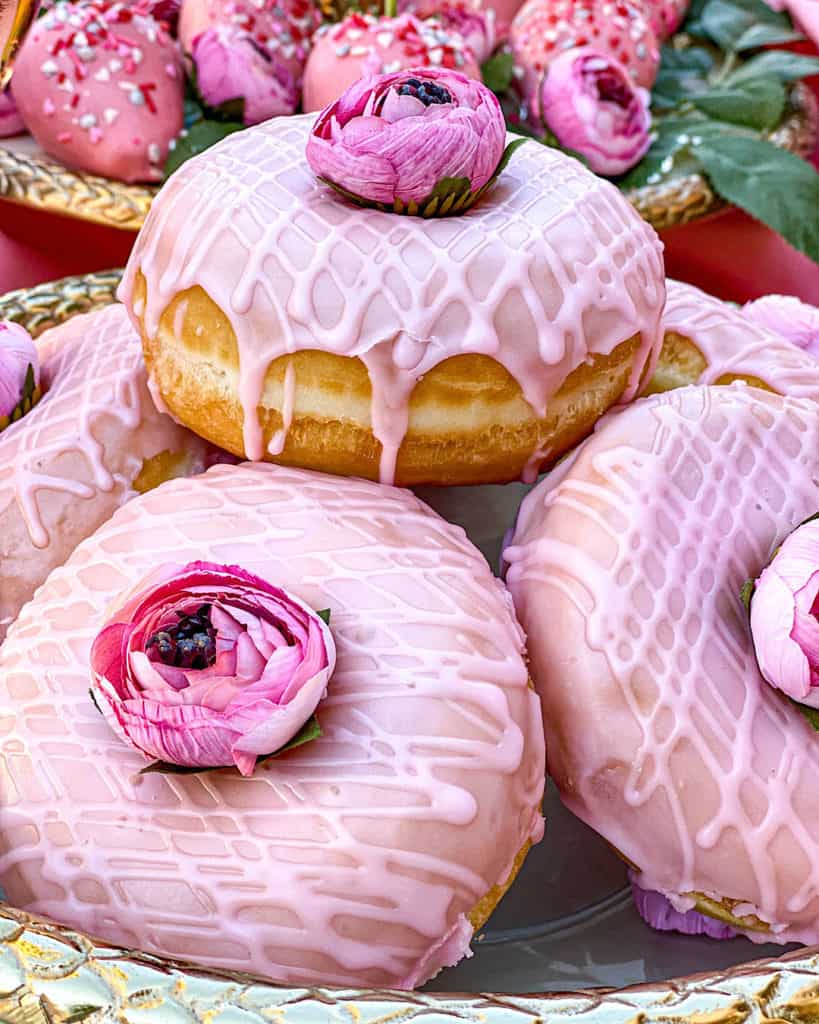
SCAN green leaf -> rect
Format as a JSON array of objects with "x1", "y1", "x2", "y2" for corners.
[
  {"x1": 618, "y1": 115, "x2": 717, "y2": 188},
  {"x1": 139, "y1": 715, "x2": 322, "y2": 776},
  {"x1": 425, "y1": 175, "x2": 472, "y2": 202},
  {"x1": 739, "y1": 578, "x2": 755, "y2": 611},
  {"x1": 726, "y1": 50, "x2": 819, "y2": 85},
  {"x1": 163, "y1": 119, "x2": 244, "y2": 178},
  {"x1": 793, "y1": 700, "x2": 819, "y2": 732},
  {"x1": 651, "y1": 44, "x2": 715, "y2": 110},
  {"x1": 495, "y1": 136, "x2": 530, "y2": 175},
  {"x1": 732, "y1": 22, "x2": 804, "y2": 50},
  {"x1": 698, "y1": 0, "x2": 796, "y2": 50},
  {"x1": 697, "y1": 135, "x2": 819, "y2": 262},
  {"x1": 691, "y1": 78, "x2": 786, "y2": 132},
  {"x1": 481, "y1": 50, "x2": 514, "y2": 95},
  {"x1": 317, "y1": 608, "x2": 331, "y2": 625},
  {"x1": 209, "y1": 95, "x2": 247, "y2": 124}
]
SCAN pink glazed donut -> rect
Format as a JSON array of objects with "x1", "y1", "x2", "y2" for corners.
[
  {"x1": 0, "y1": 461, "x2": 545, "y2": 987},
  {"x1": 505, "y1": 384, "x2": 819, "y2": 943},
  {"x1": 11, "y1": 0, "x2": 184, "y2": 183},
  {"x1": 0, "y1": 304, "x2": 210, "y2": 643}
]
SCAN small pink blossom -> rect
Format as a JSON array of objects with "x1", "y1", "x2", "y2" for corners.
[
  {"x1": 750, "y1": 517, "x2": 819, "y2": 708},
  {"x1": 743, "y1": 295, "x2": 819, "y2": 359},
  {"x1": 90, "y1": 561, "x2": 335, "y2": 776},
  {"x1": 192, "y1": 25, "x2": 298, "y2": 125},
  {"x1": 540, "y1": 46, "x2": 651, "y2": 176},
  {"x1": 307, "y1": 67, "x2": 507, "y2": 207}
]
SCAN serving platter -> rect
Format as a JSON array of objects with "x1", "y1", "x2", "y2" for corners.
[
  {"x1": 0, "y1": 81, "x2": 815, "y2": 235},
  {"x1": 0, "y1": 268, "x2": 813, "y2": 1016}
]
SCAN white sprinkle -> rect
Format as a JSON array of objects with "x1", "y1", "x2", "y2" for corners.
[
  {"x1": 129, "y1": 88, "x2": 145, "y2": 106},
  {"x1": 335, "y1": 43, "x2": 351, "y2": 56},
  {"x1": 349, "y1": 45, "x2": 369, "y2": 56},
  {"x1": 346, "y1": 28, "x2": 363, "y2": 39},
  {"x1": 109, "y1": 58, "x2": 123, "y2": 72},
  {"x1": 40, "y1": 59, "x2": 59, "y2": 77},
  {"x1": 382, "y1": 60, "x2": 401, "y2": 72},
  {"x1": 74, "y1": 30, "x2": 88, "y2": 46},
  {"x1": 94, "y1": 66, "x2": 111, "y2": 82},
  {"x1": 132, "y1": 47, "x2": 144, "y2": 65},
  {"x1": 376, "y1": 31, "x2": 393, "y2": 46},
  {"x1": 55, "y1": 3, "x2": 69, "y2": 19},
  {"x1": 76, "y1": 45, "x2": 96, "y2": 61},
  {"x1": 103, "y1": 107, "x2": 119, "y2": 124},
  {"x1": 79, "y1": 112, "x2": 97, "y2": 129},
  {"x1": 429, "y1": 47, "x2": 444, "y2": 64},
  {"x1": 148, "y1": 142, "x2": 161, "y2": 163}
]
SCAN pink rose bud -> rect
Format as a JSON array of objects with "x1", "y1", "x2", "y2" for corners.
[
  {"x1": 540, "y1": 46, "x2": 652, "y2": 176},
  {"x1": 742, "y1": 295, "x2": 819, "y2": 360},
  {"x1": 631, "y1": 877, "x2": 737, "y2": 939},
  {"x1": 192, "y1": 25, "x2": 298, "y2": 125},
  {"x1": 0, "y1": 89, "x2": 24, "y2": 139},
  {"x1": 306, "y1": 67, "x2": 509, "y2": 212},
  {"x1": 90, "y1": 561, "x2": 336, "y2": 776},
  {"x1": 0, "y1": 321, "x2": 39, "y2": 422},
  {"x1": 749, "y1": 516, "x2": 819, "y2": 709}
]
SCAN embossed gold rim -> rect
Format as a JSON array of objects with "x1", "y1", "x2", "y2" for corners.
[
  {"x1": 0, "y1": 83, "x2": 815, "y2": 234},
  {"x1": 1, "y1": 269, "x2": 819, "y2": 1016}
]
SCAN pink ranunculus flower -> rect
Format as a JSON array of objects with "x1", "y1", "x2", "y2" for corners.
[
  {"x1": 742, "y1": 295, "x2": 819, "y2": 359},
  {"x1": 0, "y1": 321, "x2": 39, "y2": 421},
  {"x1": 750, "y1": 517, "x2": 819, "y2": 709},
  {"x1": 90, "y1": 561, "x2": 336, "y2": 776},
  {"x1": 306, "y1": 67, "x2": 507, "y2": 208},
  {"x1": 630, "y1": 876, "x2": 737, "y2": 939},
  {"x1": 540, "y1": 46, "x2": 652, "y2": 176},
  {"x1": 192, "y1": 25, "x2": 298, "y2": 125}
]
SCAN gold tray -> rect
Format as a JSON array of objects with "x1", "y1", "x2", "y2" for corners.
[
  {"x1": 0, "y1": 83, "x2": 816, "y2": 234},
  {"x1": 2, "y1": 269, "x2": 819, "y2": 1019}
]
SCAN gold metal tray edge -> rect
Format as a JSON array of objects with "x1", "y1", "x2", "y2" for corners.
[{"x1": 0, "y1": 82, "x2": 815, "y2": 235}]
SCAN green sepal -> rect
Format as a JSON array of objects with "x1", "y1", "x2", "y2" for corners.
[
  {"x1": 792, "y1": 700, "x2": 819, "y2": 733},
  {"x1": 0, "y1": 363, "x2": 42, "y2": 435},
  {"x1": 317, "y1": 608, "x2": 332, "y2": 625},
  {"x1": 320, "y1": 137, "x2": 530, "y2": 218},
  {"x1": 739, "y1": 578, "x2": 755, "y2": 611},
  {"x1": 138, "y1": 715, "x2": 322, "y2": 776}
]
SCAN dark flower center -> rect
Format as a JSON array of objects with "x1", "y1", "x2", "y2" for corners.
[
  {"x1": 147, "y1": 604, "x2": 217, "y2": 670},
  {"x1": 397, "y1": 78, "x2": 452, "y2": 106},
  {"x1": 592, "y1": 68, "x2": 632, "y2": 108}
]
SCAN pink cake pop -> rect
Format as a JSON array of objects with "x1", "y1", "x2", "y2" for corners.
[
  {"x1": 178, "y1": 0, "x2": 321, "y2": 96},
  {"x1": 509, "y1": 0, "x2": 659, "y2": 129},
  {"x1": 0, "y1": 89, "x2": 24, "y2": 137},
  {"x1": 11, "y1": 0, "x2": 185, "y2": 183},
  {"x1": 302, "y1": 12, "x2": 481, "y2": 113}
]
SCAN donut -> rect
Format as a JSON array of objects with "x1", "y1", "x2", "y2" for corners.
[
  {"x1": 0, "y1": 304, "x2": 211, "y2": 643},
  {"x1": 0, "y1": 88, "x2": 24, "y2": 137},
  {"x1": 120, "y1": 113, "x2": 666, "y2": 487},
  {"x1": 509, "y1": 0, "x2": 660, "y2": 129},
  {"x1": 650, "y1": 279, "x2": 819, "y2": 399},
  {"x1": 178, "y1": 0, "x2": 321, "y2": 97},
  {"x1": 11, "y1": 0, "x2": 184, "y2": 183},
  {"x1": 504, "y1": 384, "x2": 819, "y2": 942},
  {"x1": 0, "y1": 461, "x2": 546, "y2": 987},
  {"x1": 302, "y1": 13, "x2": 482, "y2": 112}
]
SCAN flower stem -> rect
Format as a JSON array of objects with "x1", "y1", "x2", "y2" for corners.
[{"x1": 384, "y1": 0, "x2": 396, "y2": 19}]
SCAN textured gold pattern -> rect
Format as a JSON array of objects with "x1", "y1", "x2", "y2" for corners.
[
  {"x1": 0, "y1": 900, "x2": 814, "y2": 1020},
  {"x1": 0, "y1": 268, "x2": 122, "y2": 335},
  {"x1": 0, "y1": 84, "x2": 815, "y2": 234},
  {"x1": 0, "y1": 144, "x2": 153, "y2": 231}
]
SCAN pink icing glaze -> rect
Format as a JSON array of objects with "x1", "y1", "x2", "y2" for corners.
[
  {"x1": 302, "y1": 12, "x2": 482, "y2": 112},
  {"x1": 664, "y1": 279, "x2": 819, "y2": 399},
  {"x1": 0, "y1": 304, "x2": 210, "y2": 642},
  {"x1": 0, "y1": 88, "x2": 24, "y2": 137},
  {"x1": 644, "y1": 0, "x2": 689, "y2": 38},
  {"x1": 505, "y1": 384, "x2": 819, "y2": 944},
  {"x1": 11, "y1": 0, "x2": 184, "y2": 183},
  {"x1": 0, "y1": 461, "x2": 546, "y2": 987},
  {"x1": 510, "y1": 0, "x2": 660, "y2": 129},
  {"x1": 178, "y1": 0, "x2": 321, "y2": 92},
  {"x1": 119, "y1": 114, "x2": 666, "y2": 484}
]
